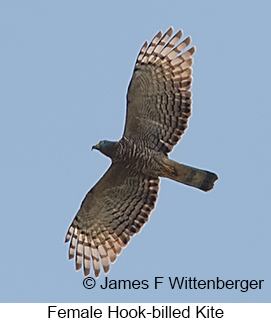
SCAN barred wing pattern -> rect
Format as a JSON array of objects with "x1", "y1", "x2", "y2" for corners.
[
  {"x1": 65, "y1": 27, "x2": 197, "y2": 278},
  {"x1": 65, "y1": 164, "x2": 159, "y2": 277},
  {"x1": 124, "y1": 27, "x2": 195, "y2": 154}
]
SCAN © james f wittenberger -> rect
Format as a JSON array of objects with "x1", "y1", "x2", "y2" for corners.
[{"x1": 82, "y1": 276, "x2": 264, "y2": 293}]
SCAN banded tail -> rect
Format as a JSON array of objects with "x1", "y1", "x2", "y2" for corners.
[{"x1": 162, "y1": 159, "x2": 218, "y2": 192}]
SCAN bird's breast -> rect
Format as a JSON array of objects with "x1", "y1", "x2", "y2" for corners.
[{"x1": 113, "y1": 139, "x2": 163, "y2": 177}]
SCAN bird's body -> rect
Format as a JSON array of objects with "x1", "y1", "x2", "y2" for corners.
[
  {"x1": 94, "y1": 138, "x2": 217, "y2": 191},
  {"x1": 99, "y1": 138, "x2": 165, "y2": 176},
  {"x1": 65, "y1": 27, "x2": 218, "y2": 278}
]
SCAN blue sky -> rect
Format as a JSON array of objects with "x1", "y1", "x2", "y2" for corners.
[{"x1": 1, "y1": 1, "x2": 271, "y2": 303}]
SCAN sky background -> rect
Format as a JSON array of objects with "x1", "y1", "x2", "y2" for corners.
[{"x1": 1, "y1": 1, "x2": 270, "y2": 303}]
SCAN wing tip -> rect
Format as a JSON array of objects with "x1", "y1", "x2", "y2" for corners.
[{"x1": 166, "y1": 26, "x2": 174, "y2": 36}]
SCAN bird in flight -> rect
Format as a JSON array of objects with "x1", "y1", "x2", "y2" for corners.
[{"x1": 65, "y1": 27, "x2": 218, "y2": 278}]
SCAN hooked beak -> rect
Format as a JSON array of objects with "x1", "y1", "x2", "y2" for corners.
[{"x1": 91, "y1": 143, "x2": 99, "y2": 151}]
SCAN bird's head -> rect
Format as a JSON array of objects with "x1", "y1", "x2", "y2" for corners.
[{"x1": 91, "y1": 140, "x2": 117, "y2": 158}]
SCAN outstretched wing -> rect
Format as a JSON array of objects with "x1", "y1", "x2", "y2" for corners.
[
  {"x1": 65, "y1": 163, "x2": 159, "y2": 277},
  {"x1": 123, "y1": 27, "x2": 195, "y2": 154}
]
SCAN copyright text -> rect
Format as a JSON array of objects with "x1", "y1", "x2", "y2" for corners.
[{"x1": 83, "y1": 276, "x2": 264, "y2": 293}]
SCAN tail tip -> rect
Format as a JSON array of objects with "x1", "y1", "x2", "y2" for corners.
[{"x1": 200, "y1": 172, "x2": 218, "y2": 192}]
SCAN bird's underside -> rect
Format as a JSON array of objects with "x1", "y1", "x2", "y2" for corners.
[{"x1": 65, "y1": 27, "x2": 218, "y2": 278}]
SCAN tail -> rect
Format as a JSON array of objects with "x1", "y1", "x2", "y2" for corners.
[{"x1": 162, "y1": 159, "x2": 218, "y2": 192}]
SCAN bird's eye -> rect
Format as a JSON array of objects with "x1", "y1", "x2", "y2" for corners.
[{"x1": 100, "y1": 140, "x2": 105, "y2": 145}]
